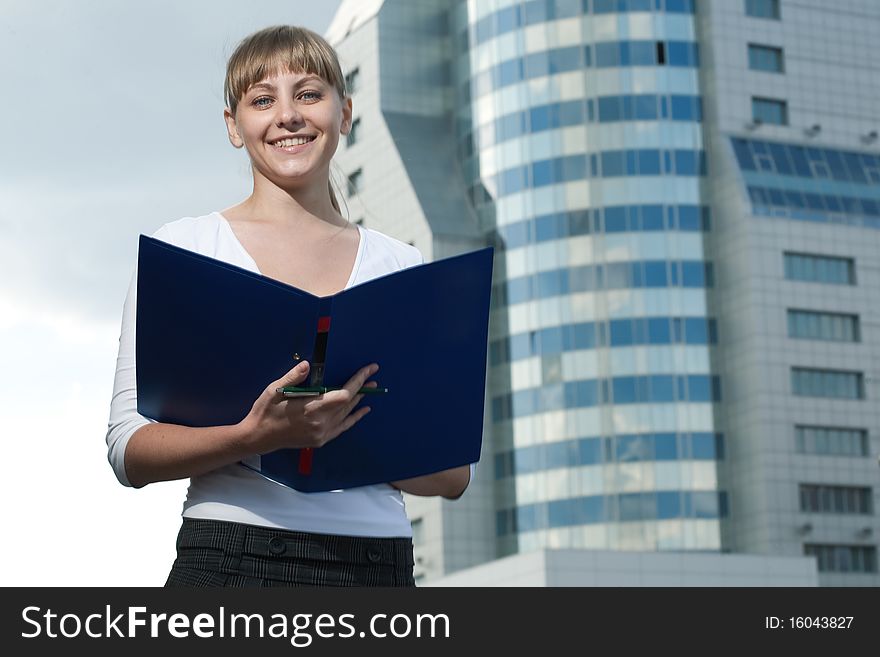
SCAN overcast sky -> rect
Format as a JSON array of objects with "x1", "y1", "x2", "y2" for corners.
[{"x1": 0, "y1": 0, "x2": 341, "y2": 586}]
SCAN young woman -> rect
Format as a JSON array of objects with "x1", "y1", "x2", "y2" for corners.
[{"x1": 106, "y1": 25, "x2": 470, "y2": 587}]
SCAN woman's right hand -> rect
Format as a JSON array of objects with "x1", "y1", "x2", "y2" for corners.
[{"x1": 239, "y1": 360, "x2": 378, "y2": 454}]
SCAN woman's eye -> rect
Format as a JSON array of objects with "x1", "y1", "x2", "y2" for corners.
[
  {"x1": 299, "y1": 91, "x2": 322, "y2": 102},
  {"x1": 252, "y1": 96, "x2": 273, "y2": 107}
]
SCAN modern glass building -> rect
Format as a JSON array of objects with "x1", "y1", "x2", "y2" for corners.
[{"x1": 325, "y1": 0, "x2": 880, "y2": 586}]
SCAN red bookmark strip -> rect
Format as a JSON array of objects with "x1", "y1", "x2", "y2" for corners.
[
  {"x1": 298, "y1": 447, "x2": 314, "y2": 475},
  {"x1": 299, "y1": 315, "x2": 331, "y2": 477}
]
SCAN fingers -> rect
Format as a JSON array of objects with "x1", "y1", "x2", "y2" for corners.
[
  {"x1": 275, "y1": 360, "x2": 310, "y2": 387},
  {"x1": 344, "y1": 363, "x2": 378, "y2": 395},
  {"x1": 326, "y1": 405, "x2": 372, "y2": 442}
]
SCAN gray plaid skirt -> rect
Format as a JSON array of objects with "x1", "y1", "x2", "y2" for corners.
[{"x1": 165, "y1": 518, "x2": 415, "y2": 587}]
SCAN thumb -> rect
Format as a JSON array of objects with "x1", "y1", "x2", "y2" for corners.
[{"x1": 278, "y1": 360, "x2": 310, "y2": 386}]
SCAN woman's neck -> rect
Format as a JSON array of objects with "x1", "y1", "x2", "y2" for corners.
[{"x1": 230, "y1": 175, "x2": 346, "y2": 230}]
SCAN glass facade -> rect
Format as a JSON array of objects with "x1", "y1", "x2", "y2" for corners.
[{"x1": 452, "y1": 0, "x2": 720, "y2": 554}]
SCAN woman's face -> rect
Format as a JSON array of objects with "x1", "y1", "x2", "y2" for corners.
[{"x1": 224, "y1": 70, "x2": 352, "y2": 190}]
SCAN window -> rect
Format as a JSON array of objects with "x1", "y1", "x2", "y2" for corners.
[
  {"x1": 411, "y1": 518, "x2": 424, "y2": 545},
  {"x1": 804, "y1": 545, "x2": 877, "y2": 573},
  {"x1": 788, "y1": 310, "x2": 859, "y2": 342},
  {"x1": 346, "y1": 117, "x2": 361, "y2": 147},
  {"x1": 796, "y1": 425, "x2": 870, "y2": 457},
  {"x1": 752, "y1": 97, "x2": 788, "y2": 125},
  {"x1": 799, "y1": 484, "x2": 872, "y2": 514},
  {"x1": 784, "y1": 253, "x2": 855, "y2": 285},
  {"x1": 347, "y1": 168, "x2": 362, "y2": 196},
  {"x1": 749, "y1": 44, "x2": 784, "y2": 72},
  {"x1": 791, "y1": 368, "x2": 864, "y2": 400},
  {"x1": 746, "y1": 0, "x2": 780, "y2": 19},
  {"x1": 344, "y1": 67, "x2": 360, "y2": 94}
]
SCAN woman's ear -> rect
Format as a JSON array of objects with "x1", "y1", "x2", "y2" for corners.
[
  {"x1": 340, "y1": 95, "x2": 353, "y2": 135},
  {"x1": 224, "y1": 108, "x2": 244, "y2": 148}
]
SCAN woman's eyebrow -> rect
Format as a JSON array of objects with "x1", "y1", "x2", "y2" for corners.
[{"x1": 248, "y1": 75, "x2": 325, "y2": 93}]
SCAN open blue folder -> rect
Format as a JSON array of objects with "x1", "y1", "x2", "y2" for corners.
[{"x1": 136, "y1": 235, "x2": 494, "y2": 492}]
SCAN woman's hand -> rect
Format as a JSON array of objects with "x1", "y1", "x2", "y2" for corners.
[{"x1": 240, "y1": 360, "x2": 378, "y2": 454}]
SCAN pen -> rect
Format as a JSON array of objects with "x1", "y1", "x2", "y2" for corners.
[{"x1": 276, "y1": 386, "x2": 390, "y2": 397}]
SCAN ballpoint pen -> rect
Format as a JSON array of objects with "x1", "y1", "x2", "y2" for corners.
[{"x1": 276, "y1": 386, "x2": 390, "y2": 397}]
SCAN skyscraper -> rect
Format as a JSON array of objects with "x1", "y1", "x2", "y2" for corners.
[{"x1": 325, "y1": 0, "x2": 879, "y2": 586}]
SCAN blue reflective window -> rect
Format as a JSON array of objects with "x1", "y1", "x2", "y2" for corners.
[
  {"x1": 630, "y1": 41, "x2": 656, "y2": 65},
  {"x1": 644, "y1": 261, "x2": 668, "y2": 287},
  {"x1": 638, "y1": 150, "x2": 661, "y2": 174},
  {"x1": 539, "y1": 327, "x2": 565, "y2": 356},
  {"x1": 574, "y1": 380, "x2": 599, "y2": 406},
  {"x1": 524, "y1": 0, "x2": 550, "y2": 24},
  {"x1": 605, "y1": 206, "x2": 627, "y2": 232},
  {"x1": 605, "y1": 262, "x2": 631, "y2": 288},
  {"x1": 532, "y1": 160, "x2": 554, "y2": 187},
  {"x1": 692, "y1": 492, "x2": 721, "y2": 518},
  {"x1": 616, "y1": 434, "x2": 652, "y2": 462},
  {"x1": 684, "y1": 318, "x2": 708, "y2": 343},
  {"x1": 682, "y1": 261, "x2": 707, "y2": 287},
  {"x1": 510, "y1": 333, "x2": 530, "y2": 360},
  {"x1": 501, "y1": 166, "x2": 527, "y2": 194},
  {"x1": 666, "y1": 0, "x2": 693, "y2": 11},
  {"x1": 668, "y1": 41, "x2": 698, "y2": 66},
  {"x1": 768, "y1": 142, "x2": 793, "y2": 175},
  {"x1": 498, "y1": 59, "x2": 523, "y2": 86},
  {"x1": 556, "y1": 0, "x2": 583, "y2": 18},
  {"x1": 598, "y1": 96, "x2": 621, "y2": 122},
  {"x1": 687, "y1": 375, "x2": 713, "y2": 402},
  {"x1": 524, "y1": 51, "x2": 550, "y2": 79},
  {"x1": 549, "y1": 46, "x2": 582, "y2": 73},
  {"x1": 674, "y1": 150, "x2": 698, "y2": 175},
  {"x1": 732, "y1": 138, "x2": 756, "y2": 170},
  {"x1": 647, "y1": 317, "x2": 671, "y2": 344},
  {"x1": 583, "y1": 496, "x2": 605, "y2": 524},
  {"x1": 634, "y1": 94, "x2": 658, "y2": 120},
  {"x1": 613, "y1": 377, "x2": 637, "y2": 403},
  {"x1": 595, "y1": 42, "x2": 620, "y2": 67},
  {"x1": 626, "y1": 150, "x2": 638, "y2": 175},
  {"x1": 559, "y1": 100, "x2": 584, "y2": 127},
  {"x1": 692, "y1": 433, "x2": 717, "y2": 459},
  {"x1": 548, "y1": 499, "x2": 575, "y2": 527},
  {"x1": 579, "y1": 438, "x2": 602, "y2": 465},
  {"x1": 562, "y1": 156, "x2": 587, "y2": 181},
  {"x1": 619, "y1": 493, "x2": 649, "y2": 521},
  {"x1": 516, "y1": 504, "x2": 539, "y2": 532},
  {"x1": 655, "y1": 433, "x2": 678, "y2": 460},
  {"x1": 569, "y1": 265, "x2": 597, "y2": 292},
  {"x1": 679, "y1": 205, "x2": 700, "y2": 230},
  {"x1": 601, "y1": 151, "x2": 625, "y2": 176},
  {"x1": 497, "y1": 5, "x2": 522, "y2": 34},
  {"x1": 610, "y1": 319, "x2": 633, "y2": 346},
  {"x1": 499, "y1": 112, "x2": 526, "y2": 141},
  {"x1": 652, "y1": 375, "x2": 676, "y2": 402},
  {"x1": 657, "y1": 492, "x2": 681, "y2": 519},
  {"x1": 572, "y1": 323, "x2": 595, "y2": 349},
  {"x1": 642, "y1": 205, "x2": 664, "y2": 230},
  {"x1": 671, "y1": 95, "x2": 695, "y2": 120}
]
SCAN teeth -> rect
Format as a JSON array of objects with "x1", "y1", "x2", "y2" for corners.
[{"x1": 274, "y1": 136, "x2": 314, "y2": 147}]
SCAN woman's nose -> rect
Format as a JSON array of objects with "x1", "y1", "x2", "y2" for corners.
[{"x1": 275, "y1": 100, "x2": 303, "y2": 127}]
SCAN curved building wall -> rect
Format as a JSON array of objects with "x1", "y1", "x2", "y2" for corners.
[{"x1": 451, "y1": 0, "x2": 722, "y2": 555}]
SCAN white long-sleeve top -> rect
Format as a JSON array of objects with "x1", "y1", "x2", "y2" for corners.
[{"x1": 106, "y1": 212, "x2": 427, "y2": 537}]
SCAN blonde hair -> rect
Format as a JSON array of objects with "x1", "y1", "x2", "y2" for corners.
[{"x1": 224, "y1": 25, "x2": 348, "y2": 213}]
